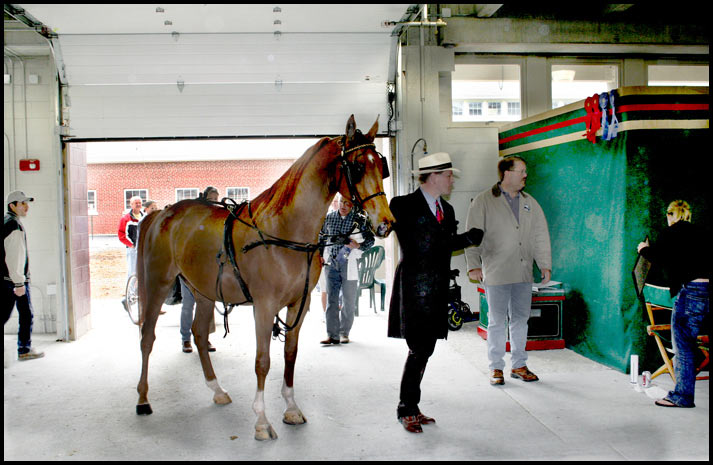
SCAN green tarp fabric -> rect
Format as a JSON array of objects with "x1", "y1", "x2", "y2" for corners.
[{"x1": 498, "y1": 87, "x2": 709, "y2": 373}]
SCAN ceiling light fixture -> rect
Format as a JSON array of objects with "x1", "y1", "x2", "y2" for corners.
[{"x1": 552, "y1": 70, "x2": 576, "y2": 82}]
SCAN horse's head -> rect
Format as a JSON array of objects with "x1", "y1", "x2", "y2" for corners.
[{"x1": 337, "y1": 115, "x2": 395, "y2": 238}]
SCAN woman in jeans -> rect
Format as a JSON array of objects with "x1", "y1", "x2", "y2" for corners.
[{"x1": 638, "y1": 200, "x2": 710, "y2": 408}]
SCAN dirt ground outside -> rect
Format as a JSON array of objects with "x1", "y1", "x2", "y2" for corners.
[{"x1": 89, "y1": 242, "x2": 126, "y2": 299}]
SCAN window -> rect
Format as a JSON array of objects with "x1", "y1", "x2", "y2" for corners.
[
  {"x1": 226, "y1": 187, "x2": 250, "y2": 202},
  {"x1": 452, "y1": 63, "x2": 521, "y2": 122},
  {"x1": 175, "y1": 188, "x2": 199, "y2": 202},
  {"x1": 124, "y1": 189, "x2": 148, "y2": 210},
  {"x1": 452, "y1": 104, "x2": 463, "y2": 116},
  {"x1": 647, "y1": 64, "x2": 709, "y2": 86},
  {"x1": 487, "y1": 102, "x2": 501, "y2": 115},
  {"x1": 87, "y1": 190, "x2": 97, "y2": 214},
  {"x1": 551, "y1": 64, "x2": 619, "y2": 109},
  {"x1": 507, "y1": 102, "x2": 521, "y2": 116}
]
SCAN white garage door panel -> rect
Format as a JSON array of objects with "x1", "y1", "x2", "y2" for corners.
[
  {"x1": 68, "y1": 82, "x2": 387, "y2": 138},
  {"x1": 59, "y1": 32, "x2": 392, "y2": 138}
]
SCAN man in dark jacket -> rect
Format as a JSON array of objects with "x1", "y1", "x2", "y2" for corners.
[{"x1": 388, "y1": 152, "x2": 483, "y2": 433}]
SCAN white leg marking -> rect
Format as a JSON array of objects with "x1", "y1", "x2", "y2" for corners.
[
  {"x1": 281, "y1": 382, "x2": 297, "y2": 411},
  {"x1": 253, "y1": 389, "x2": 278, "y2": 440},
  {"x1": 281, "y1": 380, "x2": 306, "y2": 425},
  {"x1": 206, "y1": 378, "x2": 231, "y2": 404}
]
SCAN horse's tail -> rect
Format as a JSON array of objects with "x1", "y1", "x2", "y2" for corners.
[{"x1": 136, "y1": 211, "x2": 159, "y2": 326}]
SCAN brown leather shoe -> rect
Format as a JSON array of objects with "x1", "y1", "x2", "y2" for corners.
[
  {"x1": 320, "y1": 337, "x2": 340, "y2": 345},
  {"x1": 399, "y1": 415, "x2": 423, "y2": 433},
  {"x1": 182, "y1": 341, "x2": 192, "y2": 353},
  {"x1": 511, "y1": 366, "x2": 539, "y2": 382},
  {"x1": 490, "y1": 369, "x2": 505, "y2": 385},
  {"x1": 417, "y1": 413, "x2": 436, "y2": 425}
]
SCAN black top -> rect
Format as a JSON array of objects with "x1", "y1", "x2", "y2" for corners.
[
  {"x1": 639, "y1": 220, "x2": 711, "y2": 297},
  {"x1": 387, "y1": 189, "x2": 480, "y2": 340}
]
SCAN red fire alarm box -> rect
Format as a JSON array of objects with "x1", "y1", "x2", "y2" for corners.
[{"x1": 19, "y1": 159, "x2": 40, "y2": 171}]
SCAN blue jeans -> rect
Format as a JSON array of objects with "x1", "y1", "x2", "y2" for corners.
[
  {"x1": 179, "y1": 277, "x2": 196, "y2": 342},
  {"x1": 126, "y1": 246, "x2": 137, "y2": 279},
  {"x1": 667, "y1": 281, "x2": 709, "y2": 407},
  {"x1": 325, "y1": 262, "x2": 357, "y2": 339},
  {"x1": 3, "y1": 282, "x2": 34, "y2": 354}
]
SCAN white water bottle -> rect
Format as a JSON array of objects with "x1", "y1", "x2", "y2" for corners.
[{"x1": 630, "y1": 354, "x2": 639, "y2": 384}]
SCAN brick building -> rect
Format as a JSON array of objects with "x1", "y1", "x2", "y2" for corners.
[{"x1": 87, "y1": 158, "x2": 296, "y2": 235}]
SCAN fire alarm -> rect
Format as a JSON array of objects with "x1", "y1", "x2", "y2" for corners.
[{"x1": 19, "y1": 159, "x2": 40, "y2": 171}]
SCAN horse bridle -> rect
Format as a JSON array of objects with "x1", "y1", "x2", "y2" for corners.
[
  {"x1": 211, "y1": 135, "x2": 390, "y2": 340},
  {"x1": 338, "y1": 136, "x2": 390, "y2": 213}
]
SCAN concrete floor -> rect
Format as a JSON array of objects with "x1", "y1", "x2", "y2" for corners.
[{"x1": 4, "y1": 293, "x2": 709, "y2": 461}]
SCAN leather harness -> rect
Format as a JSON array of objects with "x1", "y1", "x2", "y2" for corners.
[{"x1": 211, "y1": 138, "x2": 386, "y2": 340}]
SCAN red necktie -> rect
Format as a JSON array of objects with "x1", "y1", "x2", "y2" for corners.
[{"x1": 435, "y1": 201, "x2": 444, "y2": 223}]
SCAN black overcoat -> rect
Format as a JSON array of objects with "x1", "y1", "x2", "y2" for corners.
[{"x1": 387, "y1": 189, "x2": 474, "y2": 340}]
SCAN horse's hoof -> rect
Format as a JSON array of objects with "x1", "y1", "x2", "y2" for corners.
[
  {"x1": 255, "y1": 424, "x2": 278, "y2": 441},
  {"x1": 136, "y1": 404, "x2": 153, "y2": 415},
  {"x1": 213, "y1": 392, "x2": 232, "y2": 405},
  {"x1": 283, "y1": 410, "x2": 307, "y2": 425}
]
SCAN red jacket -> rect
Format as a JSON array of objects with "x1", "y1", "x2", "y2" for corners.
[{"x1": 118, "y1": 211, "x2": 143, "y2": 248}]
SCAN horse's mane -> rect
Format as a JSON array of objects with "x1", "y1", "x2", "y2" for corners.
[{"x1": 251, "y1": 137, "x2": 337, "y2": 217}]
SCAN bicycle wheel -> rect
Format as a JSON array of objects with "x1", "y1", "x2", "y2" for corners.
[
  {"x1": 447, "y1": 304, "x2": 463, "y2": 331},
  {"x1": 124, "y1": 274, "x2": 140, "y2": 325}
]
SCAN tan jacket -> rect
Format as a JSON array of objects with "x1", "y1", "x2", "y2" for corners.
[{"x1": 465, "y1": 184, "x2": 551, "y2": 286}]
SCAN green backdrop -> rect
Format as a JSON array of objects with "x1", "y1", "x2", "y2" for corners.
[{"x1": 498, "y1": 87, "x2": 709, "y2": 373}]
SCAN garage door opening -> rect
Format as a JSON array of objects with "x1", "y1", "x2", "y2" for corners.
[{"x1": 65, "y1": 137, "x2": 393, "y2": 337}]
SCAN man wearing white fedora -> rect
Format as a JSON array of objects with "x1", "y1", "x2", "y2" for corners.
[{"x1": 387, "y1": 152, "x2": 483, "y2": 433}]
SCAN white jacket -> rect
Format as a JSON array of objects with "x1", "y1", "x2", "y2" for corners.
[{"x1": 465, "y1": 184, "x2": 551, "y2": 286}]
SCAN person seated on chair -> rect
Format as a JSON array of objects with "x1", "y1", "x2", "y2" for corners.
[
  {"x1": 180, "y1": 186, "x2": 220, "y2": 353},
  {"x1": 637, "y1": 199, "x2": 710, "y2": 408}
]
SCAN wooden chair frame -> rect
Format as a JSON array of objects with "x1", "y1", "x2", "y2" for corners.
[{"x1": 644, "y1": 286, "x2": 709, "y2": 382}]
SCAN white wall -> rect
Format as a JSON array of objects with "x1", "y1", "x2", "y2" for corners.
[
  {"x1": 391, "y1": 41, "x2": 675, "y2": 314},
  {"x1": 4, "y1": 55, "x2": 65, "y2": 336}
]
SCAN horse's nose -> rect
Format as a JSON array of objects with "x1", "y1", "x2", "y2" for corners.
[{"x1": 376, "y1": 222, "x2": 392, "y2": 238}]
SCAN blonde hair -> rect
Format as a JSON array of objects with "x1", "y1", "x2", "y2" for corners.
[{"x1": 667, "y1": 200, "x2": 691, "y2": 223}]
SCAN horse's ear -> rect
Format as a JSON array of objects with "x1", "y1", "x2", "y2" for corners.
[
  {"x1": 345, "y1": 114, "x2": 357, "y2": 144},
  {"x1": 366, "y1": 115, "x2": 379, "y2": 141}
]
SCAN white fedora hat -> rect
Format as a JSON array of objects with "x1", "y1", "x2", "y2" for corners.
[{"x1": 412, "y1": 152, "x2": 460, "y2": 174}]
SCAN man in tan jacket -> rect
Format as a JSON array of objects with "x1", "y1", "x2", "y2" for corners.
[{"x1": 466, "y1": 156, "x2": 551, "y2": 385}]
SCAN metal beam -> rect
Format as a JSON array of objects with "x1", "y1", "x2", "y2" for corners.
[
  {"x1": 474, "y1": 4, "x2": 503, "y2": 18},
  {"x1": 442, "y1": 17, "x2": 709, "y2": 55}
]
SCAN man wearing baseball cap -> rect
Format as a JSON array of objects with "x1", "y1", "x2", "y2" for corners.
[
  {"x1": 387, "y1": 152, "x2": 483, "y2": 433},
  {"x1": 3, "y1": 190, "x2": 45, "y2": 361}
]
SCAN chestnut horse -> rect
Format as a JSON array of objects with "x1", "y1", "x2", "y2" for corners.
[{"x1": 134, "y1": 115, "x2": 394, "y2": 440}]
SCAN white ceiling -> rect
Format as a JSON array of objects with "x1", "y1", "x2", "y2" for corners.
[{"x1": 15, "y1": 4, "x2": 412, "y2": 34}]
